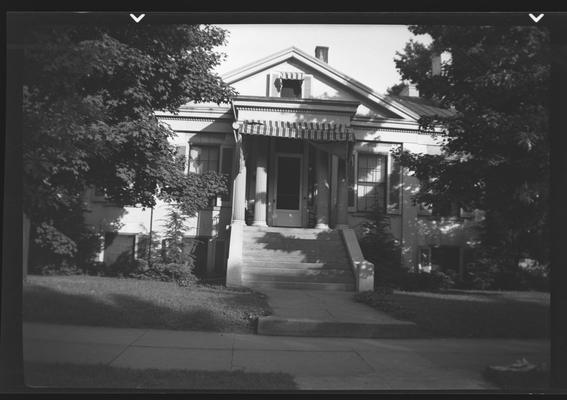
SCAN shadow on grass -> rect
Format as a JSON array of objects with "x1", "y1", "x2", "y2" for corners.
[
  {"x1": 23, "y1": 284, "x2": 262, "y2": 333},
  {"x1": 358, "y1": 290, "x2": 549, "y2": 338},
  {"x1": 25, "y1": 361, "x2": 298, "y2": 390}
]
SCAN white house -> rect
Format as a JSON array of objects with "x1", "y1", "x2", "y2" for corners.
[{"x1": 85, "y1": 46, "x2": 480, "y2": 291}]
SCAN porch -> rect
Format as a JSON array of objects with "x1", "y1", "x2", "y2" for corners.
[{"x1": 224, "y1": 97, "x2": 375, "y2": 291}]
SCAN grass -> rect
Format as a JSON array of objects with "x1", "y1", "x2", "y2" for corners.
[
  {"x1": 355, "y1": 289, "x2": 549, "y2": 338},
  {"x1": 23, "y1": 275, "x2": 272, "y2": 333},
  {"x1": 25, "y1": 362, "x2": 297, "y2": 390}
]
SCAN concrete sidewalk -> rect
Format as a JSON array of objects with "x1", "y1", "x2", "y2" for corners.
[
  {"x1": 23, "y1": 322, "x2": 550, "y2": 390},
  {"x1": 257, "y1": 289, "x2": 420, "y2": 338}
]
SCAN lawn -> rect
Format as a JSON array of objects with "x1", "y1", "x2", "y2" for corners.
[
  {"x1": 23, "y1": 275, "x2": 272, "y2": 333},
  {"x1": 25, "y1": 362, "x2": 297, "y2": 390},
  {"x1": 355, "y1": 289, "x2": 550, "y2": 338}
]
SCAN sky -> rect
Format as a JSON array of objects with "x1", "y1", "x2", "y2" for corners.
[{"x1": 213, "y1": 25, "x2": 432, "y2": 94}]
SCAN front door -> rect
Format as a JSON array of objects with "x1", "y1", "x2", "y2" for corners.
[{"x1": 274, "y1": 154, "x2": 302, "y2": 227}]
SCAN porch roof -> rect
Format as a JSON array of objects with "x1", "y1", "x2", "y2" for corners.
[{"x1": 237, "y1": 120, "x2": 354, "y2": 142}]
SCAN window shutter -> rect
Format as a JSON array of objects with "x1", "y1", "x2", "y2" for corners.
[
  {"x1": 175, "y1": 144, "x2": 187, "y2": 172},
  {"x1": 387, "y1": 154, "x2": 402, "y2": 213},
  {"x1": 268, "y1": 73, "x2": 280, "y2": 97},
  {"x1": 303, "y1": 75, "x2": 312, "y2": 98}
]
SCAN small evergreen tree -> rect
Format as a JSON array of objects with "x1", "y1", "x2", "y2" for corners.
[{"x1": 358, "y1": 206, "x2": 402, "y2": 287}]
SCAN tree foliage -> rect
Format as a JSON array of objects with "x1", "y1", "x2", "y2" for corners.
[
  {"x1": 23, "y1": 24, "x2": 234, "y2": 264},
  {"x1": 393, "y1": 26, "x2": 550, "y2": 267}
]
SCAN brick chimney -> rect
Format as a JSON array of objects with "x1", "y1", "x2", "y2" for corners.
[
  {"x1": 431, "y1": 52, "x2": 442, "y2": 76},
  {"x1": 400, "y1": 83, "x2": 419, "y2": 97},
  {"x1": 431, "y1": 51, "x2": 451, "y2": 76},
  {"x1": 315, "y1": 46, "x2": 329, "y2": 63}
]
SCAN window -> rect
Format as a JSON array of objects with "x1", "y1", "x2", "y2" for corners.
[
  {"x1": 416, "y1": 178, "x2": 460, "y2": 218},
  {"x1": 280, "y1": 79, "x2": 302, "y2": 98},
  {"x1": 431, "y1": 246, "x2": 461, "y2": 273},
  {"x1": 94, "y1": 187, "x2": 106, "y2": 197},
  {"x1": 92, "y1": 186, "x2": 106, "y2": 202},
  {"x1": 175, "y1": 144, "x2": 187, "y2": 172},
  {"x1": 347, "y1": 144, "x2": 402, "y2": 213},
  {"x1": 269, "y1": 73, "x2": 311, "y2": 98},
  {"x1": 189, "y1": 145, "x2": 219, "y2": 174},
  {"x1": 432, "y1": 201, "x2": 459, "y2": 218},
  {"x1": 420, "y1": 245, "x2": 461, "y2": 273},
  {"x1": 419, "y1": 198, "x2": 460, "y2": 218},
  {"x1": 356, "y1": 153, "x2": 387, "y2": 212}
]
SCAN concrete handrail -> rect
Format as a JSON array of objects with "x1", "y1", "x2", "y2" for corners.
[
  {"x1": 340, "y1": 228, "x2": 374, "y2": 292},
  {"x1": 226, "y1": 221, "x2": 244, "y2": 287}
]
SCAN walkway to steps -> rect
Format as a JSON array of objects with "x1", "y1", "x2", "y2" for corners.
[
  {"x1": 257, "y1": 289, "x2": 421, "y2": 339},
  {"x1": 241, "y1": 226, "x2": 355, "y2": 291}
]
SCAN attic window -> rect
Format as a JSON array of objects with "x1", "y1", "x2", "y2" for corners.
[{"x1": 280, "y1": 79, "x2": 302, "y2": 98}]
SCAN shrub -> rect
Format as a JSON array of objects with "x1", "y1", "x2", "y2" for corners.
[
  {"x1": 38, "y1": 262, "x2": 82, "y2": 276},
  {"x1": 461, "y1": 252, "x2": 549, "y2": 291},
  {"x1": 396, "y1": 270, "x2": 455, "y2": 292},
  {"x1": 358, "y1": 206, "x2": 402, "y2": 289},
  {"x1": 155, "y1": 263, "x2": 198, "y2": 287}
]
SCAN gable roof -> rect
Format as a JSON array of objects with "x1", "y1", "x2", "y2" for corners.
[
  {"x1": 385, "y1": 95, "x2": 456, "y2": 118},
  {"x1": 221, "y1": 47, "x2": 425, "y2": 122}
]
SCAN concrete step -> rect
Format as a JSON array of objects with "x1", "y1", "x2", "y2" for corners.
[
  {"x1": 242, "y1": 242, "x2": 347, "y2": 253},
  {"x1": 243, "y1": 227, "x2": 334, "y2": 234},
  {"x1": 242, "y1": 268, "x2": 354, "y2": 283},
  {"x1": 242, "y1": 254, "x2": 350, "y2": 269},
  {"x1": 243, "y1": 249, "x2": 348, "y2": 260},
  {"x1": 241, "y1": 249, "x2": 348, "y2": 259},
  {"x1": 243, "y1": 229, "x2": 340, "y2": 241},
  {"x1": 257, "y1": 317, "x2": 421, "y2": 339},
  {"x1": 242, "y1": 260, "x2": 351, "y2": 270},
  {"x1": 242, "y1": 280, "x2": 356, "y2": 291}
]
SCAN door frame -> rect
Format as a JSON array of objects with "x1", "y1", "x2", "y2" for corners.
[{"x1": 273, "y1": 152, "x2": 303, "y2": 227}]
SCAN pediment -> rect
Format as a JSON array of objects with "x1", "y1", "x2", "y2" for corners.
[{"x1": 222, "y1": 47, "x2": 421, "y2": 122}]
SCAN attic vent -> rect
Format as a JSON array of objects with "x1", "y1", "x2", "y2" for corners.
[{"x1": 268, "y1": 73, "x2": 312, "y2": 99}]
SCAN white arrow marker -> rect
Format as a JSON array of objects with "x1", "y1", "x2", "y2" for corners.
[
  {"x1": 529, "y1": 13, "x2": 544, "y2": 23},
  {"x1": 130, "y1": 13, "x2": 145, "y2": 23}
]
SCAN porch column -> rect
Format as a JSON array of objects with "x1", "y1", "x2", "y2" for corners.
[
  {"x1": 315, "y1": 149, "x2": 330, "y2": 230},
  {"x1": 231, "y1": 133, "x2": 247, "y2": 225},
  {"x1": 336, "y1": 158, "x2": 349, "y2": 229},
  {"x1": 253, "y1": 137, "x2": 268, "y2": 227},
  {"x1": 227, "y1": 132, "x2": 247, "y2": 287}
]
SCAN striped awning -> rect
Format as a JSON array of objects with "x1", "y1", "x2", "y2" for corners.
[
  {"x1": 279, "y1": 71, "x2": 304, "y2": 80},
  {"x1": 238, "y1": 120, "x2": 354, "y2": 141}
]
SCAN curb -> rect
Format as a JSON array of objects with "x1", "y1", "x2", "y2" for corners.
[{"x1": 257, "y1": 316, "x2": 422, "y2": 338}]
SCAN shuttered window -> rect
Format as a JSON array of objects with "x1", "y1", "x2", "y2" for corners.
[
  {"x1": 175, "y1": 144, "x2": 187, "y2": 172},
  {"x1": 189, "y1": 146, "x2": 219, "y2": 174},
  {"x1": 357, "y1": 153, "x2": 387, "y2": 212}
]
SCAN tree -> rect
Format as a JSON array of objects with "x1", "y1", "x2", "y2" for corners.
[
  {"x1": 23, "y1": 24, "x2": 234, "y2": 267},
  {"x1": 385, "y1": 82, "x2": 406, "y2": 96},
  {"x1": 392, "y1": 26, "x2": 550, "y2": 270}
]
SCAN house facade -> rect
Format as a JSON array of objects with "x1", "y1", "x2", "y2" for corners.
[{"x1": 85, "y1": 46, "x2": 481, "y2": 291}]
